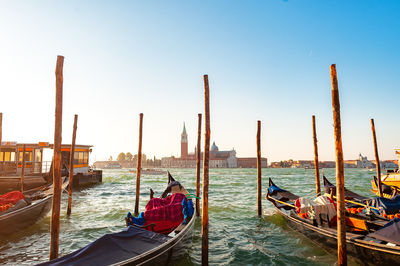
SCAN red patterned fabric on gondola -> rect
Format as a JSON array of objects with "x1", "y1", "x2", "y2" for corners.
[
  {"x1": 144, "y1": 193, "x2": 185, "y2": 222},
  {"x1": 0, "y1": 191, "x2": 25, "y2": 205}
]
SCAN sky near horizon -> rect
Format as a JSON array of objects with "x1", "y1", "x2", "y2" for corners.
[{"x1": 0, "y1": 1, "x2": 399, "y2": 163}]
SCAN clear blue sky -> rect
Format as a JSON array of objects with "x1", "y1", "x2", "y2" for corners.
[{"x1": 0, "y1": 0, "x2": 399, "y2": 162}]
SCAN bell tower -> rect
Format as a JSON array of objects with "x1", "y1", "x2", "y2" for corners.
[{"x1": 181, "y1": 123, "x2": 188, "y2": 158}]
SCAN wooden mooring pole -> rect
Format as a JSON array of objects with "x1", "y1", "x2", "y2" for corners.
[
  {"x1": 202, "y1": 75, "x2": 210, "y2": 266},
  {"x1": 0, "y1": 113, "x2": 2, "y2": 145},
  {"x1": 196, "y1": 113, "x2": 202, "y2": 217},
  {"x1": 312, "y1": 115, "x2": 321, "y2": 195},
  {"x1": 50, "y1": 55, "x2": 64, "y2": 260},
  {"x1": 330, "y1": 64, "x2": 347, "y2": 266},
  {"x1": 21, "y1": 144, "x2": 26, "y2": 192},
  {"x1": 371, "y1": 119, "x2": 383, "y2": 197},
  {"x1": 257, "y1": 120, "x2": 262, "y2": 216},
  {"x1": 0, "y1": 113, "x2": 3, "y2": 175},
  {"x1": 134, "y1": 113, "x2": 144, "y2": 216},
  {"x1": 67, "y1": 114, "x2": 78, "y2": 216}
]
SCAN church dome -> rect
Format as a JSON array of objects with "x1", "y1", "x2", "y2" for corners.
[{"x1": 211, "y1": 141, "x2": 219, "y2": 151}]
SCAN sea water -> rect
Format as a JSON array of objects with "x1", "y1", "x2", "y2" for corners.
[{"x1": 0, "y1": 168, "x2": 375, "y2": 265}]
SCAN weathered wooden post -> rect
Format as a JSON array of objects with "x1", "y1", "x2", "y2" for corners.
[
  {"x1": 134, "y1": 113, "x2": 144, "y2": 216},
  {"x1": 0, "y1": 113, "x2": 3, "y2": 175},
  {"x1": 312, "y1": 115, "x2": 321, "y2": 195},
  {"x1": 371, "y1": 119, "x2": 383, "y2": 197},
  {"x1": 50, "y1": 55, "x2": 64, "y2": 260},
  {"x1": 67, "y1": 114, "x2": 78, "y2": 216},
  {"x1": 202, "y1": 75, "x2": 210, "y2": 266},
  {"x1": 257, "y1": 120, "x2": 262, "y2": 216},
  {"x1": 330, "y1": 64, "x2": 347, "y2": 266},
  {"x1": 0, "y1": 113, "x2": 2, "y2": 145},
  {"x1": 196, "y1": 113, "x2": 202, "y2": 217},
  {"x1": 21, "y1": 145, "x2": 26, "y2": 192}
]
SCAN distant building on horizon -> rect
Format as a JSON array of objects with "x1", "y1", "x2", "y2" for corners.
[
  {"x1": 269, "y1": 152, "x2": 399, "y2": 169},
  {"x1": 181, "y1": 123, "x2": 188, "y2": 158},
  {"x1": 161, "y1": 123, "x2": 267, "y2": 168}
]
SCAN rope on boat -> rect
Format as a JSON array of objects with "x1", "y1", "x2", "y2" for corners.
[
  {"x1": 265, "y1": 194, "x2": 296, "y2": 208},
  {"x1": 185, "y1": 193, "x2": 200, "y2": 199},
  {"x1": 332, "y1": 195, "x2": 380, "y2": 211}
]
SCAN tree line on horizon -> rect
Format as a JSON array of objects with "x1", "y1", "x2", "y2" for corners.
[{"x1": 108, "y1": 152, "x2": 161, "y2": 167}]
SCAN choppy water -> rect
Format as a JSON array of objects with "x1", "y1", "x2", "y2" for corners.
[{"x1": 0, "y1": 168, "x2": 377, "y2": 265}]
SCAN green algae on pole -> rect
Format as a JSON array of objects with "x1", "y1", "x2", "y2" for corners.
[
  {"x1": 371, "y1": 118, "x2": 383, "y2": 198},
  {"x1": 67, "y1": 114, "x2": 78, "y2": 216},
  {"x1": 50, "y1": 55, "x2": 64, "y2": 260},
  {"x1": 196, "y1": 113, "x2": 202, "y2": 217},
  {"x1": 257, "y1": 120, "x2": 262, "y2": 216},
  {"x1": 312, "y1": 115, "x2": 321, "y2": 195},
  {"x1": 134, "y1": 113, "x2": 144, "y2": 216},
  {"x1": 202, "y1": 75, "x2": 210, "y2": 266},
  {"x1": 330, "y1": 64, "x2": 347, "y2": 266}
]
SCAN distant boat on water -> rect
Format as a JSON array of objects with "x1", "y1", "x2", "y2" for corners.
[
  {"x1": 129, "y1": 168, "x2": 167, "y2": 175},
  {"x1": 103, "y1": 163, "x2": 122, "y2": 169}
]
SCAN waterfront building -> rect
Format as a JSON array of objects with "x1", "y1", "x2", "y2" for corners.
[
  {"x1": 355, "y1": 153, "x2": 374, "y2": 168},
  {"x1": 0, "y1": 141, "x2": 101, "y2": 191},
  {"x1": 269, "y1": 153, "x2": 398, "y2": 169},
  {"x1": 237, "y1": 157, "x2": 268, "y2": 168},
  {"x1": 181, "y1": 123, "x2": 188, "y2": 158},
  {"x1": 161, "y1": 123, "x2": 267, "y2": 168}
]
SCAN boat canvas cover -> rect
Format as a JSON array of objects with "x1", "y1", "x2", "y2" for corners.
[
  {"x1": 268, "y1": 184, "x2": 286, "y2": 195},
  {"x1": 368, "y1": 218, "x2": 400, "y2": 245},
  {"x1": 267, "y1": 179, "x2": 299, "y2": 201},
  {"x1": 368, "y1": 195, "x2": 400, "y2": 215},
  {"x1": 0, "y1": 191, "x2": 25, "y2": 205},
  {"x1": 144, "y1": 193, "x2": 186, "y2": 222},
  {"x1": 37, "y1": 226, "x2": 171, "y2": 266},
  {"x1": 295, "y1": 196, "x2": 336, "y2": 223}
]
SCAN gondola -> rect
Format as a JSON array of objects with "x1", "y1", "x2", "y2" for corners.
[
  {"x1": 322, "y1": 175, "x2": 368, "y2": 201},
  {"x1": 371, "y1": 170, "x2": 400, "y2": 196},
  {"x1": 371, "y1": 176, "x2": 400, "y2": 198},
  {"x1": 266, "y1": 178, "x2": 400, "y2": 265},
  {"x1": 0, "y1": 177, "x2": 69, "y2": 235},
  {"x1": 38, "y1": 173, "x2": 196, "y2": 266}
]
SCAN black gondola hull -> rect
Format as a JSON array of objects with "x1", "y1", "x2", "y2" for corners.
[
  {"x1": 37, "y1": 209, "x2": 196, "y2": 266},
  {"x1": 273, "y1": 198, "x2": 400, "y2": 265},
  {"x1": 117, "y1": 214, "x2": 196, "y2": 265}
]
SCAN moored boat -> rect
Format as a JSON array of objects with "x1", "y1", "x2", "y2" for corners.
[
  {"x1": 371, "y1": 170, "x2": 400, "y2": 197},
  {"x1": 38, "y1": 173, "x2": 196, "y2": 266},
  {"x1": 323, "y1": 175, "x2": 368, "y2": 201},
  {"x1": 266, "y1": 178, "x2": 400, "y2": 265},
  {"x1": 371, "y1": 149, "x2": 400, "y2": 196},
  {"x1": 0, "y1": 177, "x2": 69, "y2": 235}
]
